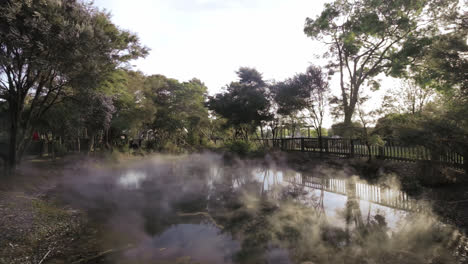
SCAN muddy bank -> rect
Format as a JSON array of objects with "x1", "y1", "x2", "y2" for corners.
[{"x1": 0, "y1": 156, "x2": 122, "y2": 264}]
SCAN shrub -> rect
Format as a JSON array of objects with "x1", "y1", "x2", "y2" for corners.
[
  {"x1": 118, "y1": 143, "x2": 130, "y2": 153},
  {"x1": 225, "y1": 140, "x2": 254, "y2": 156},
  {"x1": 52, "y1": 141, "x2": 67, "y2": 157}
]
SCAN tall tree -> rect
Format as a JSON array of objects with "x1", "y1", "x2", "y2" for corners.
[
  {"x1": 108, "y1": 70, "x2": 156, "y2": 143},
  {"x1": 304, "y1": 0, "x2": 459, "y2": 128},
  {"x1": 272, "y1": 66, "x2": 329, "y2": 139},
  {"x1": 0, "y1": 0, "x2": 147, "y2": 168},
  {"x1": 145, "y1": 75, "x2": 210, "y2": 149},
  {"x1": 207, "y1": 67, "x2": 272, "y2": 140},
  {"x1": 381, "y1": 79, "x2": 436, "y2": 115},
  {"x1": 298, "y1": 66, "x2": 330, "y2": 140},
  {"x1": 392, "y1": 9, "x2": 467, "y2": 93}
]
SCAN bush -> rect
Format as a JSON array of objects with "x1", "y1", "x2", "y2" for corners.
[
  {"x1": 143, "y1": 140, "x2": 157, "y2": 152},
  {"x1": 161, "y1": 141, "x2": 183, "y2": 153},
  {"x1": 52, "y1": 141, "x2": 67, "y2": 157},
  {"x1": 117, "y1": 143, "x2": 130, "y2": 153},
  {"x1": 225, "y1": 140, "x2": 254, "y2": 156}
]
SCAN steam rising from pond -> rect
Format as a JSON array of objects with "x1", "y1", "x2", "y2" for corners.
[{"x1": 57, "y1": 153, "x2": 467, "y2": 264}]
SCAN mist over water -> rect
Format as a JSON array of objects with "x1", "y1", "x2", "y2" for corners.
[{"x1": 57, "y1": 154, "x2": 467, "y2": 264}]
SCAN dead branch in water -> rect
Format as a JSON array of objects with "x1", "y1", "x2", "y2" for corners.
[{"x1": 177, "y1": 211, "x2": 224, "y2": 229}]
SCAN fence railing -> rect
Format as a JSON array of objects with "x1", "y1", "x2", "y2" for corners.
[{"x1": 254, "y1": 137, "x2": 465, "y2": 171}]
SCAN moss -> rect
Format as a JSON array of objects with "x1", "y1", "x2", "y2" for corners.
[{"x1": 31, "y1": 199, "x2": 68, "y2": 221}]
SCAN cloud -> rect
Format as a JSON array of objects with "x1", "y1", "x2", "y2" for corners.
[{"x1": 168, "y1": 0, "x2": 261, "y2": 11}]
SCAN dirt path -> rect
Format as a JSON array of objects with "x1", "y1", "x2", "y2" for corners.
[{"x1": 0, "y1": 157, "x2": 103, "y2": 264}]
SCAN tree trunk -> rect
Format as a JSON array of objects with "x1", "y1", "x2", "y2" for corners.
[
  {"x1": 344, "y1": 112, "x2": 353, "y2": 128},
  {"x1": 8, "y1": 120, "x2": 17, "y2": 170},
  {"x1": 104, "y1": 128, "x2": 110, "y2": 150},
  {"x1": 366, "y1": 142, "x2": 372, "y2": 162},
  {"x1": 463, "y1": 149, "x2": 468, "y2": 176},
  {"x1": 88, "y1": 133, "x2": 95, "y2": 154},
  {"x1": 317, "y1": 128, "x2": 323, "y2": 155},
  {"x1": 77, "y1": 137, "x2": 81, "y2": 153},
  {"x1": 7, "y1": 107, "x2": 19, "y2": 170}
]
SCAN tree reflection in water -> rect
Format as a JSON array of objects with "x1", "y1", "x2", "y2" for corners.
[
  {"x1": 60, "y1": 155, "x2": 465, "y2": 264},
  {"x1": 205, "y1": 165, "x2": 462, "y2": 264}
]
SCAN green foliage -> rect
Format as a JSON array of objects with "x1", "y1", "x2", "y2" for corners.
[
  {"x1": 374, "y1": 113, "x2": 421, "y2": 141},
  {"x1": 109, "y1": 70, "x2": 156, "y2": 138},
  {"x1": 0, "y1": 0, "x2": 147, "y2": 165},
  {"x1": 53, "y1": 142, "x2": 67, "y2": 157},
  {"x1": 390, "y1": 14, "x2": 468, "y2": 93},
  {"x1": 207, "y1": 67, "x2": 272, "y2": 140},
  {"x1": 118, "y1": 143, "x2": 130, "y2": 154},
  {"x1": 375, "y1": 91, "x2": 468, "y2": 155},
  {"x1": 330, "y1": 122, "x2": 363, "y2": 138},
  {"x1": 272, "y1": 66, "x2": 328, "y2": 120},
  {"x1": 304, "y1": 0, "x2": 459, "y2": 124},
  {"x1": 161, "y1": 141, "x2": 183, "y2": 154},
  {"x1": 145, "y1": 75, "x2": 210, "y2": 150},
  {"x1": 369, "y1": 134, "x2": 385, "y2": 147},
  {"x1": 300, "y1": 128, "x2": 328, "y2": 137},
  {"x1": 224, "y1": 140, "x2": 255, "y2": 156}
]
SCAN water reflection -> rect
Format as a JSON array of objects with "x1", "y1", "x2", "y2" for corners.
[
  {"x1": 118, "y1": 171, "x2": 147, "y2": 189},
  {"x1": 61, "y1": 155, "x2": 467, "y2": 264},
  {"x1": 118, "y1": 223, "x2": 240, "y2": 264}
]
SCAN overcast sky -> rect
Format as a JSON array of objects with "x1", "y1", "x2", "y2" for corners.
[
  {"x1": 93, "y1": 0, "x2": 394, "y2": 128},
  {"x1": 93, "y1": 0, "x2": 329, "y2": 91}
]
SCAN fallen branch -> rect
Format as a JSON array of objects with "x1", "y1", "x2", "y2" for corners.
[
  {"x1": 38, "y1": 248, "x2": 52, "y2": 264},
  {"x1": 16, "y1": 195, "x2": 40, "y2": 201},
  {"x1": 71, "y1": 244, "x2": 134, "y2": 264}
]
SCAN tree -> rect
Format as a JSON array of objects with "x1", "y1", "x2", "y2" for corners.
[
  {"x1": 356, "y1": 97, "x2": 384, "y2": 161},
  {"x1": 145, "y1": 75, "x2": 210, "y2": 150},
  {"x1": 271, "y1": 78, "x2": 308, "y2": 139},
  {"x1": 304, "y1": 0, "x2": 459, "y2": 128},
  {"x1": 271, "y1": 66, "x2": 329, "y2": 139},
  {"x1": 207, "y1": 67, "x2": 272, "y2": 141},
  {"x1": 81, "y1": 92, "x2": 115, "y2": 152},
  {"x1": 330, "y1": 122, "x2": 362, "y2": 138},
  {"x1": 381, "y1": 79, "x2": 436, "y2": 115},
  {"x1": 108, "y1": 70, "x2": 156, "y2": 144},
  {"x1": 298, "y1": 66, "x2": 330, "y2": 140},
  {"x1": 392, "y1": 10, "x2": 467, "y2": 93},
  {"x1": 0, "y1": 0, "x2": 147, "y2": 168}
]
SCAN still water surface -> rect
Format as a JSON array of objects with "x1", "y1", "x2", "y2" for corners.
[{"x1": 62, "y1": 154, "x2": 467, "y2": 264}]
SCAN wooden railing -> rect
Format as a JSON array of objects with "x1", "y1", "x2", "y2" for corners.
[{"x1": 254, "y1": 137, "x2": 465, "y2": 171}]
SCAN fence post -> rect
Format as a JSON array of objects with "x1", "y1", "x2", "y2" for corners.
[
  {"x1": 324, "y1": 138, "x2": 329, "y2": 153},
  {"x1": 350, "y1": 139, "x2": 354, "y2": 158},
  {"x1": 378, "y1": 145, "x2": 384, "y2": 159},
  {"x1": 301, "y1": 138, "x2": 305, "y2": 152},
  {"x1": 464, "y1": 149, "x2": 468, "y2": 176},
  {"x1": 281, "y1": 138, "x2": 285, "y2": 150},
  {"x1": 319, "y1": 136, "x2": 323, "y2": 155}
]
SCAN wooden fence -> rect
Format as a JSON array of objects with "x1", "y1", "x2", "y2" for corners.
[{"x1": 255, "y1": 137, "x2": 465, "y2": 171}]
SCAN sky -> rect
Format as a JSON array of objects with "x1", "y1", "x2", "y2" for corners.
[
  {"x1": 93, "y1": 0, "x2": 395, "y2": 128},
  {"x1": 93, "y1": 0, "x2": 328, "y2": 92}
]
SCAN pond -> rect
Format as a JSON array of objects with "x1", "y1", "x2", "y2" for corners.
[{"x1": 59, "y1": 154, "x2": 467, "y2": 264}]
